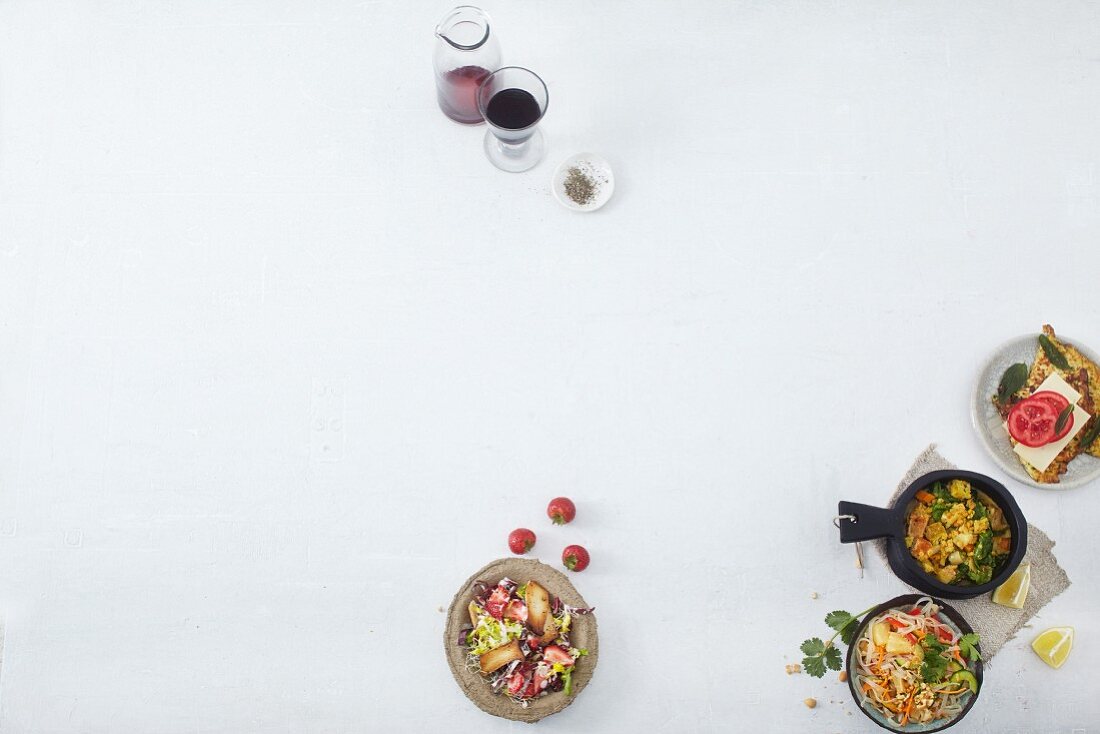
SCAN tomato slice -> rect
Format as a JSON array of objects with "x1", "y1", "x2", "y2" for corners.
[
  {"x1": 1007, "y1": 399, "x2": 1057, "y2": 447},
  {"x1": 1029, "y1": 391, "x2": 1075, "y2": 441},
  {"x1": 1051, "y1": 409, "x2": 1074, "y2": 441},
  {"x1": 1030, "y1": 390, "x2": 1070, "y2": 415}
]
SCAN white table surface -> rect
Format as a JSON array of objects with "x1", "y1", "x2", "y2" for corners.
[{"x1": 2, "y1": 1, "x2": 1099, "y2": 732}]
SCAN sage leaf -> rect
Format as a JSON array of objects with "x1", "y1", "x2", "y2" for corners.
[
  {"x1": 1054, "y1": 403, "x2": 1074, "y2": 436},
  {"x1": 1079, "y1": 420, "x2": 1100, "y2": 451},
  {"x1": 1038, "y1": 334, "x2": 1071, "y2": 371},
  {"x1": 996, "y1": 363, "x2": 1029, "y2": 404}
]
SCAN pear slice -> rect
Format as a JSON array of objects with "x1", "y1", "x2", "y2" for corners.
[
  {"x1": 525, "y1": 580, "x2": 550, "y2": 634},
  {"x1": 538, "y1": 615, "x2": 559, "y2": 646},
  {"x1": 468, "y1": 601, "x2": 480, "y2": 627},
  {"x1": 479, "y1": 639, "x2": 523, "y2": 674}
]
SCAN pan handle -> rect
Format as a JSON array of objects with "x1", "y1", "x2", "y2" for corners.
[{"x1": 837, "y1": 501, "x2": 899, "y2": 543}]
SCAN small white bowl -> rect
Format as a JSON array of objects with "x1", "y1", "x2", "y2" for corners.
[{"x1": 552, "y1": 153, "x2": 614, "y2": 212}]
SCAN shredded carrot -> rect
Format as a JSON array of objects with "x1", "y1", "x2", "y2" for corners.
[
  {"x1": 900, "y1": 694, "x2": 915, "y2": 725},
  {"x1": 954, "y1": 650, "x2": 965, "y2": 665}
]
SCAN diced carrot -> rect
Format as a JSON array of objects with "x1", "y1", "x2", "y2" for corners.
[{"x1": 916, "y1": 490, "x2": 935, "y2": 504}]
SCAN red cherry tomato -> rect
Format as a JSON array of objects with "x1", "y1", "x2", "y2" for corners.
[{"x1": 1007, "y1": 399, "x2": 1057, "y2": 447}]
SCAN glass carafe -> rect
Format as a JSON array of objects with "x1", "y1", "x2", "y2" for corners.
[{"x1": 433, "y1": 6, "x2": 501, "y2": 124}]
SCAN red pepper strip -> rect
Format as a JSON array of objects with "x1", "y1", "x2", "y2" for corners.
[
  {"x1": 936, "y1": 626, "x2": 954, "y2": 644},
  {"x1": 886, "y1": 617, "x2": 907, "y2": 630}
]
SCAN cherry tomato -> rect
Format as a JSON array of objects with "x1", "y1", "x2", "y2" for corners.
[{"x1": 1007, "y1": 399, "x2": 1057, "y2": 447}]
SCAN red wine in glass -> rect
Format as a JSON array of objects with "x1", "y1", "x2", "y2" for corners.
[
  {"x1": 476, "y1": 67, "x2": 548, "y2": 172},
  {"x1": 485, "y1": 88, "x2": 542, "y2": 129},
  {"x1": 437, "y1": 65, "x2": 491, "y2": 124}
]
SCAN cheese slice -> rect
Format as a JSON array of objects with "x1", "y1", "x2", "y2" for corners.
[{"x1": 1009, "y1": 373, "x2": 1092, "y2": 473}]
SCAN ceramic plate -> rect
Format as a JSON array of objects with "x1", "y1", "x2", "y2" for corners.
[
  {"x1": 552, "y1": 153, "x2": 614, "y2": 212},
  {"x1": 971, "y1": 334, "x2": 1100, "y2": 490},
  {"x1": 444, "y1": 557, "x2": 598, "y2": 722}
]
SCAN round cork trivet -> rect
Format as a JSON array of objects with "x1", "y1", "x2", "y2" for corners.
[{"x1": 444, "y1": 557, "x2": 598, "y2": 723}]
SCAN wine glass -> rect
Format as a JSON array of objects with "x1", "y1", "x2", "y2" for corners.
[{"x1": 476, "y1": 67, "x2": 549, "y2": 172}]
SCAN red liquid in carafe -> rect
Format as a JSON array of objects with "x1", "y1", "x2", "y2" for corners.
[{"x1": 437, "y1": 65, "x2": 490, "y2": 124}]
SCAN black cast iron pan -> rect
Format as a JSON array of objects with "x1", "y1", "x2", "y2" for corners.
[{"x1": 837, "y1": 470, "x2": 1027, "y2": 599}]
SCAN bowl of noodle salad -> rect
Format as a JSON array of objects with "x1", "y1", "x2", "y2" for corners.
[{"x1": 847, "y1": 594, "x2": 982, "y2": 732}]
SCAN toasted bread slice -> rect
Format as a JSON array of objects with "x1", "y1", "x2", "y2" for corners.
[
  {"x1": 479, "y1": 640, "x2": 523, "y2": 674},
  {"x1": 525, "y1": 580, "x2": 550, "y2": 635}
]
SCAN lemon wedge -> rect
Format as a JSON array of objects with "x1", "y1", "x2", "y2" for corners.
[
  {"x1": 1031, "y1": 627, "x2": 1074, "y2": 669},
  {"x1": 992, "y1": 562, "x2": 1030, "y2": 609}
]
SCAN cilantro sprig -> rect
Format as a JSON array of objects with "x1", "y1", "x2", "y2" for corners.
[
  {"x1": 920, "y1": 635, "x2": 949, "y2": 682},
  {"x1": 799, "y1": 606, "x2": 875, "y2": 678},
  {"x1": 958, "y1": 633, "x2": 981, "y2": 661}
]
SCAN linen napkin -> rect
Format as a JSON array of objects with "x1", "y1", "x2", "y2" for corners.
[{"x1": 870, "y1": 444, "x2": 1071, "y2": 658}]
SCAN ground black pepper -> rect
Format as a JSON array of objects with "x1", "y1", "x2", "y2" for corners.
[{"x1": 563, "y1": 166, "x2": 598, "y2": 206}]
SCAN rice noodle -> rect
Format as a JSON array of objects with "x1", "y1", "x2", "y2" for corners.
[{"x1": 852, "y1": 598, "x2": 975, "y2": 726}]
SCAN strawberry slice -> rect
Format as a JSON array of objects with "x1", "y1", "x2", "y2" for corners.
[
  {"x1": 503, "y1": 600, "x2": 528, "y2": 623},
  {"x1": 506, "y1": 672, "x2": 525, "y2": 696},
  {"x1": 542, "y1": 645, "x2": 574, "y2": 666},
  {"x1": 484, "y1": 586, "x2": 511, "y2": 620},
  {"x1": 522, "y1": 672, "x2": 546, "y2": 698}
]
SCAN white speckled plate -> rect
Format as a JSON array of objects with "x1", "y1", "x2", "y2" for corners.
[{"x1": 971, "y1": 334, "x2": 1100, "y2": 490}]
